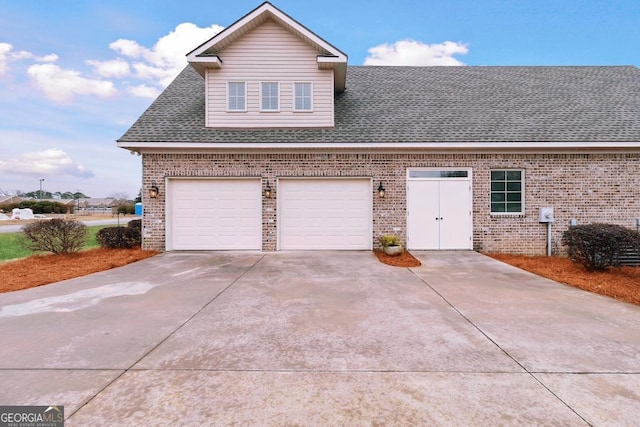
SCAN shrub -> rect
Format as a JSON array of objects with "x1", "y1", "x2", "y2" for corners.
[
  {"x1": 379, "y1": 234, "x2": 401, "y2": 247},
  {"x1": 562, "y1": 223, "x2": 640, "y2": 271},
  {"x1": 20, "y1": 218, "x2": 88, "y2": 254},
  {"x1": 4, "y1": 200, "x2": 70, "y2": 215},
  {"x1": 96, "y1": 226, "x2": 141, "y2": 249},
  {"x1": 127, "y1": 219, "x2": 142, "y2": 231},
  {"x1": 116, "y1": 204, "x2": 135, "y2": 215}
]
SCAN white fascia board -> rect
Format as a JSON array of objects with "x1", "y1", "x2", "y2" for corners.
[
  {"x1": 317, "y1": 56, "x2": 347, "y2": 65},
  {"x1": 265, "y1": 4, "x2": 347, "y2": 61},
  {"x1": 190, "y1": 55, "x2": 222, "y2": 67},
  {"x1": 118, "y1": 140, "x2": 640, "y2": 152},
  {"x1": 187, "y1": 3, "x2": 347, "y2": 62},
  {"x1": 317, "y1": 56, "x2": 347, "y2": 92},
  {"x1": 187, "y1": 4, "x2": 270, "y2": 59},
  {"x1": 188, "y1": 55, "x2": 222, "y2": 77}
]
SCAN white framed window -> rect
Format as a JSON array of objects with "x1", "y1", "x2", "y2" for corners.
[
  {"x1": 260, "y1": 82, "x2": 279, "y2": 111},
  {"x1": 490, "y1": 170, "x2": 524, "y2": 214},
  {"x1": 227, "y1": 82, "x2": 246, "y2": 111},
  {"x1": 293, "y1": 82, "x2": 313, "y2": 111}
]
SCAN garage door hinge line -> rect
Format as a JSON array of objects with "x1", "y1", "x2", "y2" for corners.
[{"x1": 67, "y1": 253, "x2": 267, "y2": 421}]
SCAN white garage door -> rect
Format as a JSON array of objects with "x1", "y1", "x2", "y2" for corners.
[
  {"x1": 279, "y1": 179, "x2": 372, "y2": 250},
  {"x1": 168, "y1": 179, "x2": 261, "y2": 250}
]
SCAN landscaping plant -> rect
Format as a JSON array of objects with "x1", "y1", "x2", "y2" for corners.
[
  {"x1": 561, "y1": 223, "x2": 640, "y2": 271},
  {"x1": 379, "y1": 234, "x2": 401, "y2": 248},
  {"x1": 20, "y1": 218, "x2": 88, "y2": 254},
  {"x1": 128, "y1": 219, "x2": 142, "y2": 231},
  {"x1": 96, "y1": 226, "x2": 141, "y2": 249}
]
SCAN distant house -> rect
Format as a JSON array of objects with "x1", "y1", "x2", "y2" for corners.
[
  {"x1": 118, "y1": 2, "x2": 640, "y2": 255},
  {"x1": 76, "y1": 198, "x2": 116, "y2": 212}
]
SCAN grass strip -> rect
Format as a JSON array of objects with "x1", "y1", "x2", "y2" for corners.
[{"x1": 0, "y1": 224, "x2": 107, "y2": 261}]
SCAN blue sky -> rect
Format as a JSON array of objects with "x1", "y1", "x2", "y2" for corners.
[{"x1": 1, "y1": 0, "x2": 638, "y2": 198}]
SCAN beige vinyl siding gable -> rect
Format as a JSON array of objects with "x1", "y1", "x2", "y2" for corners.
[{"x1": 205, "y1": 20, "x2": 334, "y2": 128}]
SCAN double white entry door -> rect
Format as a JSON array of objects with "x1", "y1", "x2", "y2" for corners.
[{"x1": 407, "y1": 171, "x2": 472, "y2": 250}]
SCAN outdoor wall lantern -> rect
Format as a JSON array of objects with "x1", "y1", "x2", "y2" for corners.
[
  {"x1": 377, "y1": 182, "x2": 386, "y2": 198},
  {"x1": 264, "y1": 181, "x2": 272, "y2": 199},
  {"x1": 149, "y1": 183, "x2": 159, "y2": 199}
]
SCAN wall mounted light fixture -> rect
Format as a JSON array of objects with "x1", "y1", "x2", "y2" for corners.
[
  {"x1": 377, "y1": 182, "x2": 386, "y2": 198},
  {"x1": 264, "y1": 181, "x2": 272, "y2": 199},
  {"x1": 149, "y1": 183, "x2": 159, "y2": 199}
]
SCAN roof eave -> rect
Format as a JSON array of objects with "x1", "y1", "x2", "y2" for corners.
[
  {"x1": 188, "y1": 55, "x2": 223, "y2": 77},
  {"x1": 118, "y1": 140, "x2": 640, "y2": 153}
]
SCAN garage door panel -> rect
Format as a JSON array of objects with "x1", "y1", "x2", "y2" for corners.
[
  {"x1": 279, "y1": 179, "x2": 372, "y2": 250},
  {"x1": 169, "y1": 179, "x2": 261, "y2": 250}
]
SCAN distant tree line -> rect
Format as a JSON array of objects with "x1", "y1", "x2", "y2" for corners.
[
  {"x1": 1, "y1": 200, "x2": 75, "y2": 214},
  {"x1": 15, "y1": 190, "x2": 90, "y2": 199}
]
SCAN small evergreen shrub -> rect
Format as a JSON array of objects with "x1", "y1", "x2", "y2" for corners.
[
  {"x1": 562, "y1": 223, "x2": 640, "y2": 271},
  {"x1": 20, "y1": 218, "x2": 88, "y2": 254},
  {"x1": 96, "y1": 226, "x2": 141, "y2": 249},
  {"x1": 127, "y1": 219, "x2": 142, "y2": 231}
]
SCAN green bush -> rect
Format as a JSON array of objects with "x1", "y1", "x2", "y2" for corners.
[
  {"x1": 379, "y1": 234, "x2": 401, "y2": 247},
  {"x1": 20, "y1": 219, "x2": 88, "y2": 254},
  {"x1": 562, "y1": 223, "x2": 640, "y2": 271},
  {"x1": 96, "y1": 226, "x2": 141, "y2": 249},
  {"x1": 127, "y1": 219, "x2": 142, "y2": 231},
  {"x1": 3, "y1": 200, "x2": 71, "y2": 215},
  {"x1": 116, "y1": 204, "x2": 135, "y2": 215}
]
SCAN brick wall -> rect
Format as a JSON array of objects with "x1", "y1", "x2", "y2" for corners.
[{"x1": 142, "y1": 152, "x2": 640, "y2": 255}]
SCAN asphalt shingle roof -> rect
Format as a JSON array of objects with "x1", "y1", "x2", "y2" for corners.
[{"x1": 119, "y1": 65, "x2": 640, "y2": 144}]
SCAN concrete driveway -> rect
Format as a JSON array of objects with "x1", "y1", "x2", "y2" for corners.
[{"x1": 0, "y1": 251, "x2": 638, "y2": 426}]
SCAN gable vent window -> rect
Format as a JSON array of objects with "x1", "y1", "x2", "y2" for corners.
[
  {"x1": 261, "y1": 82, "x2": 279, "y2": 111},
  {"x1": 294, "y1": 82, "x2": 312, "y2": 111},
  {"x1": 490, "y1": 170, "x2": 524, "y2": 214},
  {"x1": 228, "y1": 82, "x2": 246, "y2": 111}
]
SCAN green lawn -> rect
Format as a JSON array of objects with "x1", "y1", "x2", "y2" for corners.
[{"x1": 0, "y1": 225, "x2": 107, "y2": 262}]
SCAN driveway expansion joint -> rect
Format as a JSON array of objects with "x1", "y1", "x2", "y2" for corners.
[
  {"x1": 67, "y1": 253, "x2": 267, "y2": 421},
  {"x1": 407, "y1": 268, "x2": 592, "y2": 425}
]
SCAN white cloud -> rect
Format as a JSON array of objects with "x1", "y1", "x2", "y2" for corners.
[
  {"x1": 1, "y1": 43, "x2": 59, "y2": 76},
  {"x1": 0, "y1": 148, "x2": 94, "y2": 178},
  {"x1": 131, "y1": 62, "x2": 168, "y2": 82},
  {"x1": 127, "y1": 84, "x2": 160, "y2": 98},
  {"x1": 37, "y1": 53, "x2": 59, "y2": 63},
  {"x1": 5, "y1": 22, "x2": 222, "y2": 101},
  {"x1": 110, "y1": 22, "x2": 224, "y2": 87},
  {"x1": 364, "y1": 39, "x2": 468, "y2": 66},
  {"x1": 86, "y1": 58, "x2": 130, "y2": 78},
  {"x1": 109, "y1": 39, "x2": 146, "y2": 58},
  {"x1": 0, "y1": 42, "x2": 12, "y2": 75},
  {"x1": 27, "y1": 63, "x2": 117, "y2": 102}
]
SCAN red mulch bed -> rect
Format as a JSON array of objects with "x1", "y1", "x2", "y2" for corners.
[
  {"x1": 374, "y1": 250, "x2": 422, "y2": 267},
  {"x1": 487, "y1": 253, "x2": 640, "y2": 305},
  {"x1": 0, "y1": 248, "x2": 158, "y2": 293}
]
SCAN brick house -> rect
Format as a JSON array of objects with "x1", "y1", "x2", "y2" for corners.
[{"x1": 118, "y1": 2, "x2": 640, "y2": 255}]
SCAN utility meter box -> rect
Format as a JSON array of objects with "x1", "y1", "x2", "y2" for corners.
[{"x1": 539, "y1": 207, "x2": 554, "y2": 223}]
